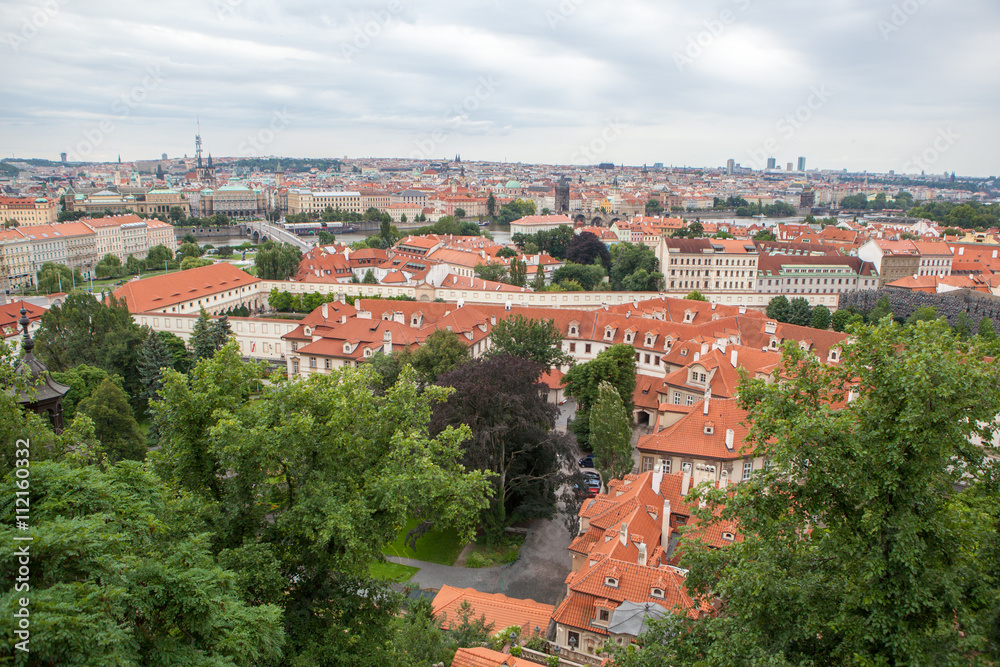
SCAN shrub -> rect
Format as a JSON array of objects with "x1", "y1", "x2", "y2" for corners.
[{"x1": 466, "y1": 552, "x2": 493, "y2": 568}]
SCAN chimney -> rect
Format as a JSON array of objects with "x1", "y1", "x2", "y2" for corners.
[
  {"x1": 651, "y1": 462, "x2": 663, "y2": 495},
  {"x1": 703, "y1": 383, "x2": 711, "y2": 415},
  {"x1": 383, "y1": 329, "x2": 392, "y2": 354},
  {"x1": 725, "y1": 428, "x2": 735, "y2": 451},
  {"x1": 626, "y1": 311, "x2": 630, "y2": 319},
  {"x1": 322, "y1": 303, "x2": 329, "y2": 320},
  {"x1": 720, "y1": 469, "x2": 729, "y2": 489},
  {"x1": 730, "y1": 349, "x2": 738, "y2": 368},
  {"x1": 681, "y1": 464, "x2": 692, "y2": 496},
  {"x1": 661, "y1": 499, "x2": 671, "y2": 548},
  {"x1": 700, "y1": 342, "x2": 709, "y2": 356},
  {"x1": 637, "y1": 542, "x2": 647, "y2": 567},
  {"x1": 619, "y1": 522, "x2": 628, "y2": 546}
]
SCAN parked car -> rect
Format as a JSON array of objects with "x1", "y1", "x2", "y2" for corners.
[
  {"x1": 578, "y1": 454, "x2": 594, "y2": 468},
  {"x1": 584, "y1": 480, "x2": 601, "y2": 497},
  {"x1": 582, "y1": 471, "x2": 601, "y2": 484}
]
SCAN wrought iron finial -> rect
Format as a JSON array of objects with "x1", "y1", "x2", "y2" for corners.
[{"x1": 19, "y1": 307, "x2": 34, "y2": 354}]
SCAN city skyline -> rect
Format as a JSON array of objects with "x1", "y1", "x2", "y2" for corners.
[{"x1": 2, "y1": 0, "x2": 998, "y2": 175}]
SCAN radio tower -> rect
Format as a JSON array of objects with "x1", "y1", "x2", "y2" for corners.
[{"x1": 196, "y1": 116, "x2": 203, "y2": 168}]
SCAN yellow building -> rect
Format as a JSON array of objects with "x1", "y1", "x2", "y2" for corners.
[{"x1": 0, "y1": 197, "x2": 59, "y2": 226}]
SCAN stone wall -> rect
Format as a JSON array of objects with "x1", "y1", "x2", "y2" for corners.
[{"x1": 839, "y1": 288, "x2": 1000, "y2": 333}]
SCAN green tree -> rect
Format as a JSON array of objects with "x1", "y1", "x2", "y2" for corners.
[
  {"x1": 37, "y1": 262, "x2": 84, "y2": 293},
  {"x1": 390, "y1": 597, "x2": 456, "y2": 667},
  {"x1": 431, "y1": 355, "x2": 570, "y2": 542},
  {"x1": 564, "y1": 344, "x2": 636, "y2": 447},
  {"x1": 35, "y1": 292, "x2": 147, "y2": 407},
  {"x1": 532, "y1": 266, "x2": 546, "y2": 291},
  {"x1": 404, "y1": 329, "x2": 470, "y2": 384},
  {"x1": 645, "y1": 198, "x2": 663, "y2": 215},
  {"x1": 216, "y1": 245, "x2": 233, "y2": 257},
  {"x1": 180, "y1": 256, "x2": 213, "y2": 270},
  {"x1": 146, "y1": 243, "x2": 174, "y2": 265},
  {"x1": 830, "y1": 308, "x2": 853, "y2": 332},
  {"x1": 176, "y1": 242, "x2": 203, "y2": 260},
  {"x1": 474, "y1": 261, "x2": 509, "y2": 284},
  {"x1": 362, "y1": 269, "x2": 379, "y2": 284},
  {"x1": 622, "y1": 319, "x2": 1000, "y2": 666},
  {"x1": 496, "y1": 247, "x2": 518, "y2": 259},
  {"x1": 77, "y1": 377, "x2": 146, "y2": 462},
  {"x1": 487, "y1": 192, "x2": 497, "y2": 219},
  {"x1": 190, "y1": 308, "x2": 224, "y2": 361},
  {"x1": 787, "y1": 297, "x2": 813, "y2": 327},
  {"x1": 589, "y1": 381, "x2": 634, "y2": 482},
  {"x1": 551, "y1": 262, "x2": 605, "y2": 291},
  {"x1": 156, "y1": 330, "x2": 192, "y2": 373},
  {"x1": 810, "y1": 304, "x2": 831, "y2": 330},
  {"x1": 508, "y1": 258, "x2": 528, "y2": 287},
  {"x1": 906, "y1": 306, "x2": 939, "y2": 325},
  {"x1": 978, "y1": 317, "x2": 997, "y2": 341},
  {"x1": 95, "y1": 253, "x2": 126, "y2": 279},
  {"x1": 867, "y1": 296, "x2": 894, "y2": 324},
  {"x1": 753, "y1": 230, "x2": 777, "y2": 241},
  {"x1": 254, "y1": 240, "x2": 303, "y2": 280},
  {"x1": 125, "y1": 255, "x2": 145, "y2": 275},
  {"x1": 154, "y1": 345, "x2": 491, "y2": 659},
  {"x1": 454, "y1": 207, "x2": 467, "y2": 219},
  {"x1": 765, "y1": 295, "x2": 790, "y2": 322},
  {"x1": 609, "y1": 242, "x2": 660, "y2": 291},
  {"x1": 50, "y1": 364, "x2": 119, "y2": 421},
  {"x1": 488, "y1": 314, "x2": 572, "y2": 372},
  {"x1": 685, "y1": 290, "x2": 707, "y2": 301}
]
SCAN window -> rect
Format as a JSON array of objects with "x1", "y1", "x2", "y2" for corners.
[
  {"x1": 686, "y1": 394, "x2": 694, "y2": 406},
  {"x1": 604, "y1": 577, "x2": 619, "y2": 588},
  {"x1": 722, "y1": 532, "x2": 735, "y2": 541},
  {"x1": 641, "y1": 456, "x2": 654, "y2": 472},
  {"x1": 324, "y1": 359, "x2": 332, "y2": 370},
  {"x1": 309, "y1": 357, "x2": 316, "y2": 368},
  {"x1": 585, "y1": 344, "x2": 591, "y2": 354},
  {"x1": 650, "y1": 588, "x2": 665, "y2": 599},
  {"x1": 673, "y1": 391, "x2": 681, "y2": 405},
  {"x1": 662, "y1": 459, "x2": 672, "y2": 474},
  {"x1": 291, "y1": 341, "x2": 298, "y2": 351},
  {"x1": 743, "y1": 460, "x2": 753, "y2": 480},
  {"x1": 569, "y1": 342, "x2": 576, "y2": 353},
  {"x1": 599, "y1": 609, "x2": 609, "y2": 621}
]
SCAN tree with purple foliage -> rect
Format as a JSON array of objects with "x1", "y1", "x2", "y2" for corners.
[{"x1": 566, "y1": 231, "x2": 612, "y2": 271}]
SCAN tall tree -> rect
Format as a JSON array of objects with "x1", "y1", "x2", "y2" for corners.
[
  {"x1": 190, "y1": 308, "x2": 220, "y2": 361},
  {"x1": 474, "y1": 261, "x2": 509, "y2": 284},
  {"x1": 35, "y1": 291, "x2": 147, "y2": 406},
  {"x1": 36, "y1": 262, "x2": 83, "y2": 293},
  {"x1": 619, "y1": 319, "x2": 1000, "y2": 666},
  {"x1": 154, "y1": 344, "x2": 491, "y2": 658},
  {"x1": 254, "y1": 241, "x2": 303, "y2": 280},
  {"x1": 488, "y1": 314, "x2": 572, "y2": 372},
  {"x1": 487, "y1": 192, "x2": 497, "y2": 219},
  {"x1": 0, "y1": 461, "x2": 286, "y2": 665},
  {"x1": 362, "y1": 269, "x2": 379, "y2": 284},
  {"x1": 532, "y1": 265, "x2": 546, "y2": 291},
  {"x1": 566, "y1": 231, "x2": 612, "y2": 271},
  {"x1": 551, "y1": 262, "x2": 605, "y2": 291},
  {"x1": 508, "y1": 258, "x2": 528, "y2": 287},
  {"x1": 609, "y1": 242, "x2": 660, "y2": 291},
  {"x1": 787, "y1": 297, "x2": 813, "y2": 327},
  {"x1": 76, "y1": 377, "x2": 146, "y2": 462},
  {"x1": 765, "y1": 295, "x2": 790, "y2": 322},
  {"x1": 589, "y1": 381, "x2": 634, "y2": 482},
  {"x1": 810, "y1": 304, "x2": 831, "y2": 330},
  {"x1": 138, "y1": 329, "x2": 174, "y2": 445},
  {"x1": 50, "y1": 364, "x2": 119, "y2": 421},
  {"x1": 431, "y1": 354, "x2": 570, "y2": 542},
  {"x1": 563, "y1": 344, "x2": 636, "y2": 447},
  {"x1": 403, "y1": 329, "x2": 470, "y2": 384}
]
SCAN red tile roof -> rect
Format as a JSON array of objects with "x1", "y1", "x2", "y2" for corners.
[
  {"x1": 433, "y1": 586, "x2": 554, "y2": 637},
  {"x1": 112, "y1": 262, "x2": 260, "y2": 313}
]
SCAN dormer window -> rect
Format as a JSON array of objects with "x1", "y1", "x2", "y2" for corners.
[
  {"x1": 769, "y1": 338, "x2": 780, "y2": 349},
  {"x1": 303, "y1": 327, "x2": 311, "y2": 336},
  {"x1": 599, "y1": 609, "x2": 610, "y2": 621},
  {"x1": 382, "y1": 311, "x2": 391, "y2": 320},
  {"x1": 604, "y1": 327, "x2": 615, "y2": 340},
  {"x1": 680, "y1": 349, "x2": 688, "y2": 356},
  {"x1": 650, "y1": 588, "x2": 665, "y2": 599},
  {"x1": 604, "y1": 577, "x2": 619, "y2": 588},
  {"x1": 722, "y1": 532, "x2": 735, "y2": 541},
  {"x1": 569, "y1": 324, "x2": 578, "y2": 336},
  {"x1": 343, "y1": 343, "x2": 352, "y2": 354},
  {"x1": 829, "y1": 349, "x2": 839, "y2": 361},
  {"x1": 364, "y1": 348, "x2": 374, "y2": 358},
  {"x1": 645, "y1": 334, "x2": 655, "y2": 347},
  {"x1": 624, "y1": 331, "x2": 635, "y2": 344},
  {"x1": 704, "y1": 421, "x2": 715, "y2": 435}
]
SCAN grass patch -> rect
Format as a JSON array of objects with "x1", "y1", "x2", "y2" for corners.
[
  {"x1": 382, "y1": 518, "x2": 466, "y2": 565},
  {"x1": 369, "y1": 561, "x2": 419, "y2": 582},
  {"x1": 465, "y1": 534, "x2": 525, "y2": 569}
]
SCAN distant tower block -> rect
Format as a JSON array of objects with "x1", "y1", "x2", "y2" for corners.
[
  {"x1": 766, "y1": 157, "x2": 776, "y2": 170},
  {"x1": 797, "y1": 156, "x2": 806, "y2": 172},
  {"x1": 726, "y1": 158, "x2": 735, "y2": 175},
  {"x1": 555, "y1": 176, "x2": 570, "y2": 213},
  {"x1": 60, "y1": 152, "x2": 67, "y2": 163}
]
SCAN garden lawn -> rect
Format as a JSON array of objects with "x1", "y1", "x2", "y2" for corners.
[
  {"x1": 369, "y1": 561, "x2": 419, "y2": 582},
  {"x1": 382, "y1": 518, "x2": 466, "y2": 565}
]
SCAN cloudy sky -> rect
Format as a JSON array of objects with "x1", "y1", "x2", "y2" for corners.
[{"x1": 1, "y1": 0, "x2": 998, "y2": 175}]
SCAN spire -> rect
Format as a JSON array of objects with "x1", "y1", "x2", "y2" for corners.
[{"x1": 208, "y1": 153, "x2": 213, "y2": 168}]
